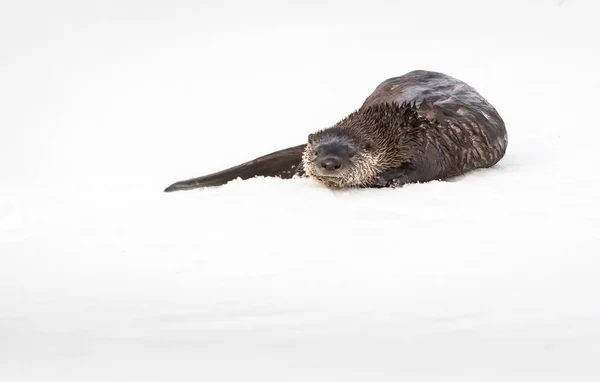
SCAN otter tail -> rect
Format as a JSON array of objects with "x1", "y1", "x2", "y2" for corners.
[{"x1": 163, "y1": 144, "x2": 307, "y2": 192}]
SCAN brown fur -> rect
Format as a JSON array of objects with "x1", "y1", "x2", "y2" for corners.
[
  {"x1": 301, "y1": 70, "x2": 507, "y2": 189},
  {"x1": 163, "y1": 70, "x2": 507, "y2": 192}
]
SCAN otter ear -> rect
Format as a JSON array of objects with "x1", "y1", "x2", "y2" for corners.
[
  {"x1": 308, "y1": 133, "x2": 316, "y2": 144},
  {"x1": 363, "y1": 142, "x2": 372, "y2": 151}
]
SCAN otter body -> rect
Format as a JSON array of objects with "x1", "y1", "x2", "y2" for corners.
[{"x1": 164, "y1": 70, "x2": 507, "y2": 192}]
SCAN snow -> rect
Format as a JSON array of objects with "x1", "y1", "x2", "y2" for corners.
[{"x1": 1, "y1": 0, "x2": 600, "y2": 380}]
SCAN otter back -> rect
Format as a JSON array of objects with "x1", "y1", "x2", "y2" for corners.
[{"x1": 362, "y1": 70, "x2": 507, "y2": 174}]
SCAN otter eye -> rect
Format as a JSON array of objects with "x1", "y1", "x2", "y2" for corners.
[
  {"x1": 348, "y1": 151, "x2": 355, "y2": 158},
  {"x1": 363, "y1": 143, "x2": 372, "y2": 152}
]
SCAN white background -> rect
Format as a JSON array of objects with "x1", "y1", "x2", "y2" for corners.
[{"x1": 1, "y1": 0, "x2": 599, "y2": 381}]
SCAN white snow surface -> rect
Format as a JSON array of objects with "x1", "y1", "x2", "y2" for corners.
[{"x1": 1, "y1": 0, "x2": 600, "y2": 381}]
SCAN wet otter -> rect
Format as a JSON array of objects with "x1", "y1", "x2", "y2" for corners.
[{"x1": 164, "y1": 70, "x2": 507, "y2": 192}]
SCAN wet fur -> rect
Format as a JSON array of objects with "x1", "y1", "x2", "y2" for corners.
[
  {"x1": 302, "y1": 102, "x2": 430, "y2": 188},
  {"x1": 164, "y1": 70, "x2": 507, "y2": 192}
]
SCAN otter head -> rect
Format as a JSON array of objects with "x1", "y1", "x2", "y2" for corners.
[
  {"x1": 301, "y1": 126, "x2": 381, "y2": 189},
  {"x1": 301, "y1": 102, "x2": 423, "y2": 189}
]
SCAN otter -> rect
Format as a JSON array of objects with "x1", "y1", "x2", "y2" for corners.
[{"x1": 164, "y1": 70, "x2": 507, "y2": 192}]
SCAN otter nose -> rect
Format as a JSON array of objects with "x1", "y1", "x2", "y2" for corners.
[{"x1": 320, "y1": 157, "x2": 342, "y2": 172}]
